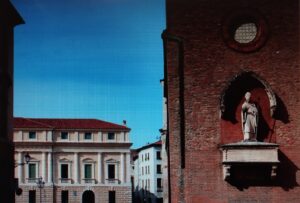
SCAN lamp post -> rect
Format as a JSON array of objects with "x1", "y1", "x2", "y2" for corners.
[
  {"x1": 36, "y1": 176, "x2": 45, "y2": 203},
  {"x1": 15, "y1": 152, "x2": 31, "y2": 167},
  {"x1": 15, "y1": 152, "x2": 31, "y2": 196}
]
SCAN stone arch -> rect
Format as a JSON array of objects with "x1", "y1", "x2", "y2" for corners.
[
  {"x1": 220, "y1": 71, "x2": 277, "y2": 121},
  {"x1": 82, "y1": 190, "x2": 95, "y2": 203}
]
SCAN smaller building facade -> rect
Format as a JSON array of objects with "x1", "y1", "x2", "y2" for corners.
[
  {"x1": 133, "y1": 141, "x2": 163, "y2": 203},
  {"x1": 14, "y1": 117, "x2": 132, "y2": 203}
]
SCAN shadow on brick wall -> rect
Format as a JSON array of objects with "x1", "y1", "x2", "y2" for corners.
[
  {"x1": 227, "y1": 150, "x2": 298, "y2": 191},
  {"x1": 273, "y1": 94, "x2": 290, "y2": 124},
  {"x1": 277, "y1": 150, "x2": 299, "y2": 191}
]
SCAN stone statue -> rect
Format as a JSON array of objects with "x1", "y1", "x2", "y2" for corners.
[{"x1": 241, "y1": 92, "x2": 258, "y2": 141}]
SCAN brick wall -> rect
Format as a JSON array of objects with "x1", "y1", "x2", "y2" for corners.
[{"x1": 165, "y1": 0, "x2": 300, "y2": 202}]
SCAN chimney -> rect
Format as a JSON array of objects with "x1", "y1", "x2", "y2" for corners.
[{"x1": 123, "y1": 120, "x2": 127, "y2": 126}]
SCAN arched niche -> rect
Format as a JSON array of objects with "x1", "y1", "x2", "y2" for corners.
[
  {"x1": 220, "y1": 71, "x2": 277, "y2": 120},
  {"x1": 219, "y1": 71, "x2": 277, "y2": 143}
]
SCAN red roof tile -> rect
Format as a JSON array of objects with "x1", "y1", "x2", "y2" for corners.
[
  {"x1": 13, "y1": 117, "x2": 130, "y2": 131},
  {"x1": 136, "y1": 139, "x2": 162, "y2": 151}
]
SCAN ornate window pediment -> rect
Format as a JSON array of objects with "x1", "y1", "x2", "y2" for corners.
[
  {"x1": 82, "y1": 158, "x2": 95, "y2": 163},
  {"x1": 105, "y1": 159, "x2": 119, "y2": 164},
  {"x1": 59, "y1": 158, "x2": 71, "y2": 163}
]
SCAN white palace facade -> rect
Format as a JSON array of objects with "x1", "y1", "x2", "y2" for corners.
[{"x1": 13, "y1": 117, "x2": 132, "y2": 203}]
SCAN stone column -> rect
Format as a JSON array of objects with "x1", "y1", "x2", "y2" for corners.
[
  {"x1": 76, "y1": 132, "x2": 79, "y2": 142},
  {"x1": 120, "y1": 153, "x2": 124, "y2": 183},
  {"x1": 97, "y1": 152, "x2": 102, "y2": 183},
  {"x1": 126, "y1": 153, "x2": 131, "y2": 183},
  {"x1": 74, "y1": 152, "x2": 79, "y2": 183},
  {"x1": 47, "y1": 152, "x2": 52, "y2": 183},
  {"x1": 42, "y1": 152, "x2": 46, "y2": 181},
  {"x1": 98, "y1": 132, "x2": 102, "y2": 142},
  {"x1": 18, "y1": 152, "x2": 23, "y2": 183}
]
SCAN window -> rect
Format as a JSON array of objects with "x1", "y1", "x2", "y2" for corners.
[
  {"x1": 157, "y1": 151, "x2": 161, "y2": 160},
  {"x1": 145, "y1": 153, "x2": 148, "y2": 161},
  {"x1": 148, "y1": 166, "x2": 150, "y2": 175},
  {"x1": 222, "y1": 10, "x2": 269, "y2": 53},
  {"x1": 157, "y1": 165, "x2": 162, "y2": 174},
  {"x1": 61, "y1": 132, "x2": 68, "y2": 140},
  {"x1": 105, "y1": 159, "x2": 118, "y2": 183},
  {"x1": 142, "y1": 167, "x2": 144, "y2": 175},
  {"x1": 234, "y1": 23, "x2": 257, "y2": 44},
  {"x1": 109, "y1": 191, "x2": 116, "y2": 203},
  {"x1": 28, "y1": 163, "x2": 37, "y2": 179},
  {"x1": 61, "y1": 164, "x2": 69, "y2": 179},
  {"x1": 142, "y1": 154, "x2": 143, "y2": 162},
  {"x1": 108, "y1": 132, "x2": 115, "y2": 140},
  {"x1": 84, "y1": 132, "x2": 92, "y2": 140},
  {"x1": 84, "y1": 164, "x2": 92, "y2": 179},
  {"x1": 108, "y1": 164, "x2": 115, "y2": 179},
  {"x1": 61, "y1": 190, "x2": 68, "y2": 203},
  {"x1": 29, "y1": 132, "x2": 36, "y2": 139},
  {"x1": 29, "y1": 190, "x2": 36, "y2": 203},
  {"x1": 157, "y1": 178, "x2": 162, "y2": 188}
]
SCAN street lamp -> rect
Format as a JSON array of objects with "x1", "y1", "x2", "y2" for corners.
[
  {"x1": 15, "y1": 152, "x2": 31, "y2": 167},
  {"x1": 24, "y1": 153, "x2": 31, "y2": 163},
  {"x1": 15, "y1": 152, "x2": 31, "y2": 196},
  {"x1": 36, "y1": 177, "x2": 45, "y2": 203}
]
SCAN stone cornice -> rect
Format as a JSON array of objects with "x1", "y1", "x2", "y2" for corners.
[{"x1": 14, "y1": 142, "x2": 132, "y2": 148}]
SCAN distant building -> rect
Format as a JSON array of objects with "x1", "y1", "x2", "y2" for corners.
[
  {"x1": 133, "y1": 141, "x2": 163, "y2": 203},
  {"x1": 160, "y1": 79, "x2": 168, "y2": 203},
  {"x1": 14, "y1": 117, "x2": 132, "y2": 203}
]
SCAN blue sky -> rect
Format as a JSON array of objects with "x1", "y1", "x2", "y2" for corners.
[{"x1": 12, "y1": 0, "x2": 165, "y2": 148}]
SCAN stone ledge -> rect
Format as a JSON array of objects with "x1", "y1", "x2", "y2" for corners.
[{"x1": 221, "y1": 141, "x2": 279, "y2": 180}]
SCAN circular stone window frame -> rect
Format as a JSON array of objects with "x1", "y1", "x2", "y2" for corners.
[{"x1": 222, "y1": 9, "x2": 269, "y2": 53}]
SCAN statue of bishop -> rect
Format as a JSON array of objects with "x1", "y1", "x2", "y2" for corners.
[{"x1": 241, "y1": 92, "x2": 258, "y2": 141}]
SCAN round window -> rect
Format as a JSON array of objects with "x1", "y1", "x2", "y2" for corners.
[
  {"x1": 222, "y1": 9, "x2": 268, "y2": 53},
  {"x1": 234, "y1": 23, "x2": 257, "y2": 44}
]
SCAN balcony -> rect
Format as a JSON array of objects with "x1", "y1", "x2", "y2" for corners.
[
  {"x1": 26, "y1": 178, "x2": 38, "y2": 183},
  {"x1": 82, "y1": 178, "x2": 96, "y2": 184},
  {"x1": 105, "y1": 178, "x2": 121, "y2": 184},
  {"x1": 59, "y1": 178, "x2": 72, "y2": 184},
  {"x1": 157, "y1": 188, "x2": 163, "y2": 192}
]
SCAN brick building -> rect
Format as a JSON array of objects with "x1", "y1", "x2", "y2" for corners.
[
  {"x1": 14, "y1": 117, "x2": 132, "y2": 203},
  {"x1": 162, "y1": 0, "x2": 300, "y2": 202}
]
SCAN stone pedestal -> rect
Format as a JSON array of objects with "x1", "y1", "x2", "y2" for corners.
[{"x1": 221, "y1": 141, "x2": 279, "y2": 180}]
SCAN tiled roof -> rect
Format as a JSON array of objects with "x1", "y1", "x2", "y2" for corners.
[
  {"x1": 135, "y1": 139, "x2": 162, "y2": 152},
  {"x1": 14, "y1": 117, "x2": 130, "y2": 130},
  {"x1": 153, "y1": 140, "x2": 162, "y2": 145}
]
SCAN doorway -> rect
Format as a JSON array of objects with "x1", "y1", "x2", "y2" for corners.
[{"x1": 82, "y1": 190, "x2": 95, "y2": 203}]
